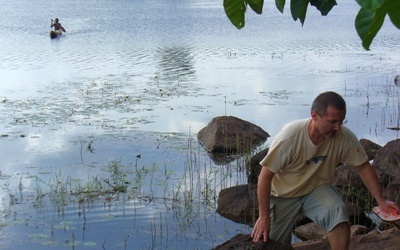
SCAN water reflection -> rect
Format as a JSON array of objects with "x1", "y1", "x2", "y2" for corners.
[
  {"x1": 0, "y1": 132, "x2": 251, "y2": 249},
  {"x1": 156, "y1": 46, "x2": 196, "y2": 83}
]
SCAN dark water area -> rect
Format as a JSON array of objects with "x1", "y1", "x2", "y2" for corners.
[{"x1": 0, "y1": 0, "x2": 399, "y2": 249}]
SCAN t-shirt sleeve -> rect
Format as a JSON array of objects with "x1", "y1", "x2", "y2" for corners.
[
  {"x1": 260, "y1": 135, "x2": 292, "y2": 173},
  {"x1": 260, "y1": 119, "x2": 307, "y2": 173}
]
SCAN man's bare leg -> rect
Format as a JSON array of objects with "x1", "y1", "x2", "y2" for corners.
[{"x1": 327, "y1": 222, "x2": 350, "y2": 250}]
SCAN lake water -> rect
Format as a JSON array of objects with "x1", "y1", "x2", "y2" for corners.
[{"x1": 0, "y1": 0, "x2": 399, "y2": 249}]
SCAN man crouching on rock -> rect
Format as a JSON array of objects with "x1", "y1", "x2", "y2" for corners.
[{"x1": 251, "y1": 91, "x2": 400, "y2": 249}]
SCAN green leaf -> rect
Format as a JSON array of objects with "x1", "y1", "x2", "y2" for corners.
[
  {"x1": 388, "y1": 0, "x2": 400, "y2": 29},
  {"x1": 247, "y1": 0, "x2": 264, "y2": 14},
  {"x1": 290, "y1": 0, "x2": 310, "y2": 25},
  {"x1": 275, "y1": 0, "x2": 286, "y2": 13},
  {"x1": 355, "y1": 0, "x2": 383, "y2": 10},
  {"x1": 355, "y1": 0, "x2": 388, "y2": 50},
  {"x1": 309, "y1": 0, "x2": 337, "y2": 16},
  {"x1": 355, "y1": 8, "x2": 373, "y2": 40},
  {"x1": 224, "y1": 0, "x2": 247, "y2": 29}
]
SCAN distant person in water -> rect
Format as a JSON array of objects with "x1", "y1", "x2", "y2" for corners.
[{"x1": 51, "y1": 18, "x2": 66, "y2": 33}]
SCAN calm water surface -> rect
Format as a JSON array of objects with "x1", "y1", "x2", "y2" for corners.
[{"x1": 0, "y1": 0, "x2": 399, "y2": 249}]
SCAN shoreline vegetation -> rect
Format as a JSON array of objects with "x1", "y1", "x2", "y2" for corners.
[{"x1": 0, "y1": 132, "x2": 252, "y2": 249}]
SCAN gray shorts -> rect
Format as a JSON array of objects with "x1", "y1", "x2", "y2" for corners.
[{"x1": 269, "y1": 183, "x2": 349, "y2": 244}]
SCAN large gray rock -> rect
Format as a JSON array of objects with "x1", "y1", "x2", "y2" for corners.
[
  {"x1": 197, "y1": 116, "x2": 269, "y2": 154},
  {"x1": 212, "y1": 234, "x2": 294, "y2": 250},
  {"x1": 382, "y1": 176, "x2": 400, "y2": 205},
  {"x1": 216, "y1": 184, "x2": 258, "y2": 226},
  {"x1": 292, "y1": 239, "x2": 330, "y2": 250},
  {"x1": 373, "y1": 139, "x2": 400, "y2": 177},
  {"x1": 214, "y1": 229, "x2": 400, "y2": 250},
  {"x1": 246, "y1": 147, "x2": 269, "y2": 184},
  {"x1": 348, "y1": 228, "x2": 400, "y2": 249},
  {"x1": 294, "y1": 223, "x2": 327, "y2": 241},
  {"x1": 359, "y1": 138, "x2": 382, "y2": 161},
  {"x1": 294, "y1": 216, "x2": 372, "y2": 242}
]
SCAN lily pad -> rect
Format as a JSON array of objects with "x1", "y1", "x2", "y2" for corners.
[{"x1": 83, "y1": 242, "x2": 98, "y2": 247}]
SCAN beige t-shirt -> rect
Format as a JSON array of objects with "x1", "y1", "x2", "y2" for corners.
[{"x1": 260, "y1": 118, "x2": 368, "y2": 198}]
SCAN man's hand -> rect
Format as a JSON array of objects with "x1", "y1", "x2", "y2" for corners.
[
  {"x1": 252, "y1": 167, "x2": 274, "y2": 243},
  {"x1": 356, "y1": 162, "x2": 400, "y2": 216},
  {"x1": 251, "y1": 216, "x2": 270, "y2": 243},
  {"x1": 378, "y1": 200, "x2": 400, "y2": 215}
]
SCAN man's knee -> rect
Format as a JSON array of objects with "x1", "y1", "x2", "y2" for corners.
[{"x1": 303, "y1": 185, "x2": 349, "y2": 231}]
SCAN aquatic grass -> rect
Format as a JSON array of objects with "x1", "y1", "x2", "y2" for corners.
[
  {"x1": 344, "y1": 73, "x2": 400, "y2": 136},
  {"x1": 378, "y1": 74, "x2": 400, "y2": 132},
  {"x1": 0, "y1": 130, "x2": 252, "y2": 249},
  {"x1": 0, "y1": 182, "x2": 15, "y2": 205},
  {"x1": 341, "y1": 184, "x2": 375, "y2": 213}
]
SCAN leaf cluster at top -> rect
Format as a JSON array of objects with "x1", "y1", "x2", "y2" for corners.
[{"x1": 223, "y1": 0, "x2": 400, "y2": 50}]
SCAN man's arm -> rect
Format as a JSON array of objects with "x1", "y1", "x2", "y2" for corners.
[
  {"x1": 356, "y1": 161, "x2": 400, "y2": 213},
  {"x1": 59, "y1": 24, "x2": 66, "y2": 32},
  {"x1": 251, "y1": 166, "x2": 275, "y2": 242}
]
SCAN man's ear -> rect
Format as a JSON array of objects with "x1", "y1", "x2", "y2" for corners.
[{"x1": 311, "y1": 110, "x2": 318, "y2": 121}]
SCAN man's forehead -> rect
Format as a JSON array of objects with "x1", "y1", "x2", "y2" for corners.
[{"x1": 325, "y1": 106, "x2": 346, "y2": 117}]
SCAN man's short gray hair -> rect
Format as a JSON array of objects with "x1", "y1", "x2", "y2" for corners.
[{"x1": 311, "y1": 91, "x2": 346, "y2": 116}]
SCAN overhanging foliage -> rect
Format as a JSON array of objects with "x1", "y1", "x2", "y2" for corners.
[{"x1": 223, "y1": 0, "x2": 400, "y2": 50}]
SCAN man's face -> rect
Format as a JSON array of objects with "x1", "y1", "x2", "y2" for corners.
[{"x1": 315, "y1": 106, "x2": 347, "y2": 138}]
